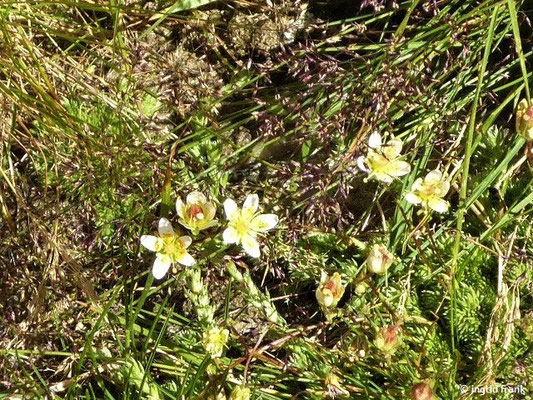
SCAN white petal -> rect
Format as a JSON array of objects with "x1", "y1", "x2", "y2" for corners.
[
  {"x1": 223, "y1": 227, "x2": 240, "y2": 244},
  {"x1": 243, "y1": 194, "x2": 259, "y2": 213},
  {"x1": 373, "y1": 172, "x2": 394, "y2": 183},
  {"x1": 175, "y1": 198, "x2": 186, "y2": 218},
  {"x1": 411, "y1": 178, "x2": 424, "y2": 191},
  {"x1": 438, "y1": 181, "x2": 450, "y2": 196},
  {"x1": 203, "y1": 219, "x2": 218, "y2": 229},
  {"x1": 405, "y1": 192, "x2": 422, "y2": 205},
  {"x1": 176, "y1": 252, "x2": 195, "y2": 267},
  {"x1": 241, "y1": 234, "x2": 260, "y2": 258},
  {"x1": 204, "y1": 203, "x2": 216, "y2": 220},
  {"x1": 319, "y1": 270, "x2": 328, "y2": 284},
  {"x1": 425, "y1": 170, "x2": 443, "y2": 183},
  {"x1": 140, "y1": 235, "x2": 159, "y2": 252},
  {"x1": 158, "y1": 218, "x2": 174, "y2": 236},
  {"x1": 251, "y1": 214, "x2": 279, "y2": 232},
  {"x1": 357, "y1": 156, "x2": 368, "y2": 172},
  {"x1": 223, "y1": 198, "x2": 238, "y2": 219},
  {"x1": 177, "y1": 218, "x2": 189, "y2": 230},
  {"x1": 368, "y1": 132, "x2": 382, "y2": 149},
  {"x1": 387, "y1": 160, "x2": 411, "y2": 177},
  {"x1": 383, "y1": 139, "x2": 403, "y2": 159},
  {"x1": 186, "y1": 191, "x2": 206, "y2": 204},
  {"x1": 152, "y1": 254, "x2": 171, "y2": 279},
  {"x1": 179, "y1": 236, "x2": 192, "y2": 248},
  {"x1": 428, "y1": 198, "x2": 449, "y2": 213}
]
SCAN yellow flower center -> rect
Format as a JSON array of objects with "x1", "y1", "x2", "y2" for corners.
[
  {"x1": 206, "y1": 331, "x2": 227, "y2": 347},
  {"x1": 203, "y1": 327, "x2": 229, "y2": 358},
  {"x1": 160, "y1": 235, "x2": 186, "y2": 262},
  {"x1": 419, "y1": 184, "x2": 437, "y2": 199},
  {"x1": 230, "y1": 209, "x2": 256, "y2": 237},
  {"x1": 367, "y1": 152, "x2": 389, "y2": 173}
]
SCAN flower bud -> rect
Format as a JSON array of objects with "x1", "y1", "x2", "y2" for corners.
[
  {"x1": 366, "y1": 244, "x2": 394, "y2": 274},
  {"x1": 355, "y1": 281, "x2": 368, "y2": 295},
  {"x1": 229, "y1": 386, "x2": 251, "y2": 400},
  {"x1": 411, "y1": 382, "x2": 434, "y2": 400},
  {"x1": 202, "y1": 327, "x2": 229, "y2": 359},
  {"x1": 316, "y1": 271, "x2": 345, "y2": 309},
  {"x1": 226, "y1": 260, "x2": 244, "y2": 282},
  {"x1": 374, "y1": 325, "x2": 401, "y2": 355},
  {"x1": 516, "y1": 99, "x2": 533, "y2": 140}
]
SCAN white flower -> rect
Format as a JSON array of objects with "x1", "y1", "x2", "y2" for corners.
[
  {"x1": 222, "y1": 194, "x2": 278, "y2": 258},
  {"x1": 357, "y1": 132, "x2": 411, "y2": 183},
  {"x1": 405, "y1": 169, "x2": 450, "y2": 213},
  {"x1": 140, "y1": 218, "x2": 195, "y2": 279},
  {"x1": 176, "y1": 191, "x2": 218, "y2": 234}
]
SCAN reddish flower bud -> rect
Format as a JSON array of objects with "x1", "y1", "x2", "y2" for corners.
[
  {"x1": 374, "y1": 325, "x2": 401, "y2": 355},
  {"x1": 411, "y1": 382, "x2": 434, "y2": 400}
]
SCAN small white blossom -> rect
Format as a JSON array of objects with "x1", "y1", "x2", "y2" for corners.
[
  {"x1": 405, "y1": 169, "x2": 450, "y2": 213},
  {"x1": 176, "y1": 191, "x2": 218, "y2": 234},
  {"x1": 222, "y1": 194, "x2": 278, "y2": 258},
  {"x1": 140, "y1": 218, "x2": 195, "y2": 279},
  {"x1": 357, "y1": 132, "x2": 411, "y2": 183}
]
